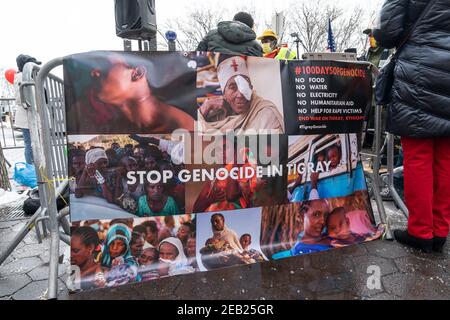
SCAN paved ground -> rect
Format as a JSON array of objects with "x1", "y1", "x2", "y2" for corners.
[{"x1": 0, "y1": 201, "x2": 448, "y2": 300}]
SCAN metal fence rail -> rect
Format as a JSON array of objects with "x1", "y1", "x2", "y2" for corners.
[
  {"x1": 0, "y1": 60, "x2": 70, "y2": 300},
  {"x1": 34, "y1": 58, "x2": 69, "y2": 299},
  {"x1": 0, "y1": 98, "x2": 24, "y2": 152}
]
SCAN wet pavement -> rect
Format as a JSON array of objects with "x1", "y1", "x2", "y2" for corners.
[{"x1": 0, "y1": 202, "x2": 448, "y2": 300}]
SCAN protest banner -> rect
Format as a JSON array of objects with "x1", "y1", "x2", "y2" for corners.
[{"x1": 64, "y1": 51, "x2": 382, "y2": 291}]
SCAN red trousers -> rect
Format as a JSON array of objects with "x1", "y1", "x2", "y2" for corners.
[{"x1": 402, "y1": 137, "x2": 450, "y2": 239}]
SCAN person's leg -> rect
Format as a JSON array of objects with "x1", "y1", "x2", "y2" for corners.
[
  {"x1": 432, "y1": 137, "x2": 450, "y2": 241},
  {"x1": 395, "y1": 146, "x2": 403, "y2": 168},
  {"x1": 401, "y1": 137, "x2": 434, "y2": 239},
  {"x1": 22, "y1": 128, "x2": 34, "y2": 164}
]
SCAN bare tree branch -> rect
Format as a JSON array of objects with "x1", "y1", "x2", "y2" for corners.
[
  {"x1": 163, "y1": 5, "x2": 226, "y2": 51},
  {"x1": 159, "y1": 0, "x2": 382, "y2": 56}
]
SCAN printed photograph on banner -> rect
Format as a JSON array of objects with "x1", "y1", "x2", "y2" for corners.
[
  {"x1": 287, "y1": 134, "x2": 366, "y2": 202},
  {"x1": 70, "y1": 214, "x2": 197, "y2": 291},
  {"x1": 184, "y1": 133, "x2": 288, "y2": 214},
  {"x1": 196, "y1": 208, "x2": 268, "y2": 271},
  {"x1": 280, "y1": 60, "x2": 372, "y2": 135},
  {"x1": 260, "y1": 192, "x2": 383, "y2": 260},
  {"x1": 68, "y1": 134, "x2": 186, "y2": 221},
  {"x1": 195, "y1": 52, "x2": 285, "y2": 135},
  {"x1": 64, "y1": 51, "x2": 199, "y2": 134}
]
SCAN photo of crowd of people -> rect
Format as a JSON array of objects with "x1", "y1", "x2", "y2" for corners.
[
  {"x1": 287, "y1": 134, "x2": 366, "y2": 202},
  {"x1": 64, "y1": 51, "x2": 199, "y2": 134},
  {"x1": 70, "y1": 214, "x2": 197, "y2": 291},
  {"x1": 196, "y1": 53, "x2": 285, "y2": 135},
  {"x1": 196, "y1": 208, "x2": 267, "y2": 271},
  {"x1": 260, "y1": 192, "x2": 383, "y2": 259},
  {"x1": 68, "y1": 134, "x2": 186, "y2": 221}
]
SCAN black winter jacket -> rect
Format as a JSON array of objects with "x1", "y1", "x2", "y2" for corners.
[
  {"x1": 373, "y1": 0, "x2": 450, "y2": 138},
  {"x1": 196, "y1": 21, "x2": 263, "y2": 57}
]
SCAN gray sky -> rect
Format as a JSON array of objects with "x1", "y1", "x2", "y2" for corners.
[{"x1": 0, "y1": 0, "x2": 383, "y2": 70}]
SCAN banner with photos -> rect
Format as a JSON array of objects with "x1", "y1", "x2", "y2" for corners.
[{"x1": 64, "y1": 51, "x2": 382, "y2": 291}]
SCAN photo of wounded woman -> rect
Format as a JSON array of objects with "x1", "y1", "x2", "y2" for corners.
[
  {"x1": 70, "y1": 215, "x2": 197, "y2": 291},
  {"x1": 64, "y1": 51, "x2": 198, "y2": 134},
  {"x1": 68, "y1": 134, "x2": 185, "y2": 221},
  {"x1": 187, "y1": 134, "x2": 287, "y2": 214}
]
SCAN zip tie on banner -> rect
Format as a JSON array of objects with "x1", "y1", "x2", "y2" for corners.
[{"x1": 37, "y1": 166, "x2": 73, "y2": 207}]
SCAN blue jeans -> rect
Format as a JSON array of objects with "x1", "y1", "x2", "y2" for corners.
[{"x1": 22, "y1": 128, "x2": 33, "y2": 164}]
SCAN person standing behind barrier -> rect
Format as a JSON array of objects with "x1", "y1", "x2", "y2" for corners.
[
  {"x1": 257, "y1": 29, "x2": 297, "y2": 60},
  {"x1": 362, "y1": 29, "x2": 392, "y2": 150},
  {"x1": 196, "y1": 12, "x2": 263, "y2": 57},
  {"x1": 373, "y1": 0, "x2": 450, "y2": 253},
  {"x1": 13, "y1": 54, "x2": 41, "y2": 164},
  {"x1": 363, "y1": 28, "x2": 392, "y2": 69}
]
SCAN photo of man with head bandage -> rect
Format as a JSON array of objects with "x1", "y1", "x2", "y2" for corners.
[{"x1": 197, "y1": 55, "x2": 285, "y2": 135}]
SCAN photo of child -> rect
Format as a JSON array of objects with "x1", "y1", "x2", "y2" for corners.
[
  {"x1": 287, "y1": 134, "x2": 366, "y2": 202},
  {"x1": 260, "y1": 191, "x2": 383, "y2": 260},
  {"x1": 64, "y1": 51, "x2": 198, "y2": 135}
]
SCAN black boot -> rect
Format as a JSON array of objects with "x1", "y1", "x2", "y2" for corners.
[
  {"x1": 394, "y1": 230, "x2": 432, "y2": 253},
  {"x1": 432, "y1": 237, "x2": 447, "y2": 253}
]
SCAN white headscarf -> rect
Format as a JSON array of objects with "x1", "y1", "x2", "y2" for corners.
[
  {"x1": 85, "y1": 148, "x2": 107, "y2": 165},
  {"x1": 158, "y1": 237, "x2": 189, "y2": 267},
  {"x1": 217, "y1": 56, "x2": 250, "y2": 92}
]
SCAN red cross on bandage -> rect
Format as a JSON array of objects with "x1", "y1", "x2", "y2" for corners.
[{"x1": 231, "y1": 59, "x2": 239, "y2": 72}]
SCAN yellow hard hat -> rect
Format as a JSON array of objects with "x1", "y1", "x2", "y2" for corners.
[{"x1": 257, "y1": 29, "x2": 278, "y2": 41}]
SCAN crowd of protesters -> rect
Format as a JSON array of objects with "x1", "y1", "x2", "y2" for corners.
[{"x1": 71, "y1": 216, "x2": 197, "y2": 290}]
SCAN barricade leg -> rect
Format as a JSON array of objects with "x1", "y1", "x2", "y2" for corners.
[
  {"x1": 0, "y1": 208, "x2": 46, "y2": 265},
  {"x1": 387, "y1": 134, "x2": 408, "y2": 216},
  {"x1": 372, "y1": 105, "x2": 393, "y2": 240},
  {"x1": 58, "y1": 206, "x2": 71, "y2": 236}
]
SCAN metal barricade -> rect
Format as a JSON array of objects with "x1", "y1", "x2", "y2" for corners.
[
  {"x1": 0, "y1": 61, "x2": 70, "y2": 300},
  {"x1": 0, "y1": 98, "x2": 24, "y2": 158},
  {"x1": 386, "y1": 133, "x2": 408, "y2": 216},
  {"x1": 0, "y1": 63, "x2": 49, "y2": 267},
  {"x1": 34, "y1": 58, "x2": 70, "y2": 299},
  {"x1": 364, "y1": 104, "x2": 394, "y2": 239}
]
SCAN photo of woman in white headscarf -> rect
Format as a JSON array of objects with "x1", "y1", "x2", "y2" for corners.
[
  {"x1": 75, "y1": 147, "x2": 114, "y2": 203},
  {"x1": 158, "y1": 237, "x2": 195, "y2": 277}
]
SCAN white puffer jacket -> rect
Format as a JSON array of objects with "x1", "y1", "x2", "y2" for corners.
[{"x1": 13, "y1": 72, "x2": 29, "y2": 129}]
